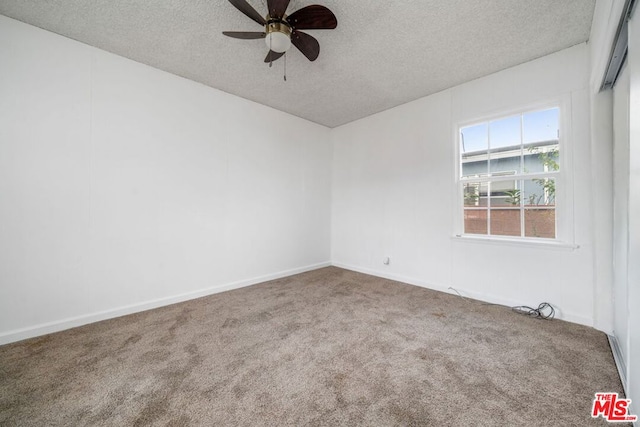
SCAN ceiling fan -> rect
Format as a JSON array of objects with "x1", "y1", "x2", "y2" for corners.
[{"x1": 223, "y1": 0, "x2": 337, "y2": 63}]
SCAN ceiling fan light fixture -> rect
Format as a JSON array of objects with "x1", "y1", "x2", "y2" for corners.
[{"x1": 264, "y1": 22, "x2": 291, "y2": 53}]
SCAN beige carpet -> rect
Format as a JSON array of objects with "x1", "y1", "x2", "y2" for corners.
[{"x1": 0, "y1": 267, "x2": 628, "y2": 426}]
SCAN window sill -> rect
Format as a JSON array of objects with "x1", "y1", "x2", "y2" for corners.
[{"x1": 452, "y1": 234, "x2": 579, "y2": 251}]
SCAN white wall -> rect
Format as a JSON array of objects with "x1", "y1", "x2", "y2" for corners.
[
  {"x1": 332, "y1": 44, "x2": 598, "y2": 326},
  {"x1": 589, "y1": 0, "x2": 640, "y2": 411},
  {"x1": 587, "y1": 0, "x2": 624, "y2": 335},
  {"x1": 626, "y1": 4, "x2": 640, "y2": 418},
  {"x1": 613, "y1": 62, "x2": 630, "y2": 384},
  {"x1": 0, "y1": 16, "x2": 331, "y2": 344}
]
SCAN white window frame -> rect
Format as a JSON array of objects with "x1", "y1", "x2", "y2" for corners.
[{"x1": 453, "y1": 96, "x2": 575, "y2": 247}]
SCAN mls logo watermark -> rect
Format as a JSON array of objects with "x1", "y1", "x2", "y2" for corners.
[{"x1": 591, "y1": 392, "x2": 637, "y2": 423}]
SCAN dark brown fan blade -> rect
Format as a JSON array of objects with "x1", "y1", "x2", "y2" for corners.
[
  {"x1": 228, "y1": 0, "x2": 266, "y2": 25},
  {"x1": 223, "y1": 31, "x2": 266, "y2": 39},
  {"x1": 264, "y1": 50, "x2": 286, "y2": 63},
  {"x1": 267, "y1": 0, "x2": 290, "y2": 19},
  {"x1": 287, "y1": 5, "x2": 337, "y2": 30},
  {"x1": 291, "y1": 30, "x2": 320, "y2": 61}
]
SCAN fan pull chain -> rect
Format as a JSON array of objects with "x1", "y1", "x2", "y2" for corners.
[{"x1": 284, "y1": 52, "x2": 287, "y2": 81}]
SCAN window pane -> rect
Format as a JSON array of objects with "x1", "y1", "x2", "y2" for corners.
[
  {"x1": 462, "y1": 157, "x2": 489, "y2": 178},
  {"x1": 490, "y1": 180, "x2": 519, "y2": 207},
  {"x1": 464, "y1": 209, "x2": 487, "y2": 235},
  {"x1": 463, "y1": 182, "x2": 488, "y2": 207},
  {"x1": 524, "y1": 143, "x2": 559, "y2": 173},
  {"x1": 490, "y1": 208, "x2": 521, "y2": 236},
  {"x1": 463, "y1": 182, "x2": 478, "y2": 207},
  {"x1": 461, "y1": 123, "x2": 488, "y2": 178},
  {"x1": 523, "y1": 108, "x2": 559, "y2": 144},
  {"x1": 489, "y1": 115, "x2": 521, "y2": 175},
  {"x1": 522, "y1": 178, "x2": 555, "y2": 207},
  {"x1": 490, "y1": 152, "x2": 521, "y2": 176},
  {"x1": 525, "y1": 208, "x2": 555, "y2": 238},
  {"x1": 460, "y1": 123, "x2": 488, "y2": 154},
  {"x1": 489, "y1": 115, "x2": 521, "y2": 150}
]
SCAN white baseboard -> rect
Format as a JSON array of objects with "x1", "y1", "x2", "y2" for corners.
[
  {"x1": 331, "y1": 262, "x2": 593, "y2": 327},
  {"x1": 608, "y1": 334, "x2": 628, "y2": 394},
  {"x1": 0, "y1": 261, "x2": 331, "y2": 346},
  {"x1": 332, "y1": 261, "x2": 453, "y2": 293}
]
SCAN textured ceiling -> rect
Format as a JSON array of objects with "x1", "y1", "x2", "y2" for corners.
[{"x1": 0, "y1": 0, "x2": 596, "y2": 127}]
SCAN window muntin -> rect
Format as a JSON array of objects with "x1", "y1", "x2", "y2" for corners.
[{"x1": 459, "y1": 107, "x2": 559, "y2": 240}]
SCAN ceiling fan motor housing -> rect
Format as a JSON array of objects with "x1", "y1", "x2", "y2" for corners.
[{"x1": 265, "y1": 21, "x2": 291, "y2": 53}]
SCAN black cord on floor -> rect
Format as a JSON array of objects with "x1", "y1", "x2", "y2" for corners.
[
  {"x1": 512, "y1": 302, "x2": 555, "y2": 320},
  {"x1": 448, "y1": 287, "x2": 556, "y2": 321}
]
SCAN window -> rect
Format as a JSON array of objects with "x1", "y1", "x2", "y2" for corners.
[{"x1": 459, "y1": 107, "x2": 560, "y2": 239}]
